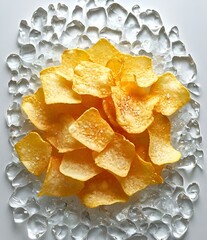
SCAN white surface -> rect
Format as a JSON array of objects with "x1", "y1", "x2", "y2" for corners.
[{"x1": 0, "y1": 0, "x2": 206, "y2": 239}]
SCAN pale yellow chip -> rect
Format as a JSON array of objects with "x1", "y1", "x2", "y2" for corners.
[
  {"x1": 15, "y1": 132, "x2": 52, "y2": 176},
  {"x1": 94, "y1": 133, "x2": 135, "y2": 177},
  {"x1": 22, "y1": 88, "x2": 55, "y2": 131},
  {"x1": 73, "y1": 61, "x2": 114, "y2": 98},
  {"x1": 62, "y1": 48, "x2": 90, "y2": 68},
  {"x1": 150, "y1": 72, "x2": 190, "y2": 116},
  {"x1": 106, "y1": 57, "x2": 123, "y2": 84},
  {"x1": 79, "y1": 171, "x2": 128, "y2": 208},
  {"x1": 44, "y1": 114, "x2": 84, "y2": 153},
  {"x1": 148, "y1": 113, "x2": 182, "y2": 165},
  {"x1": 115, "y1": 53, "x2": 158, "y2": 87},
  {"x1": 118, "y1": 155, "x2": 163, "y2": 196},
  {"x1": 40, "y1": 70, "x2": 81, "y2": 104},
  {"x1": 60, "y1": 149, "x2": 102, "y2": 181},
  {"x1": 86, "y1": 38, "x2": 120, "y2": 66},
  {"x1": 38, "y1": 155, "x2": 84, "y2": 197},
  {"x1": 102, "y1": 97, "x2": 119, "y2": 128},
  {"x1": 119, "y1": 81, "x2": 150, "y2": 96},
  {"x1": 69, "y1": 108, "x2": 114, "y2": 152},
  {"x1": 111, "y1": 86, "x2": 159, "y2": 134}
]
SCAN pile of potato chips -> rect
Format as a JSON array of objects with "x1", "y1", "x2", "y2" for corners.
[{"x1": 15, "y1": 39, "x2": 190, "y2": 208}]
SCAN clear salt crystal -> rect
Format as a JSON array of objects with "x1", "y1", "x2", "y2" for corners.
[
  {"x1": 66, "y1": 20, "x2": 85, "y2": 39},
  {"x1": 187, "y1": 82, "x2": 200, "y2": 96},
  {"x1": 162, "y1": 214, "x2": 172, "y2": 225},
  {"x1": 142, "y1": 207, "x2": 163, "y2": 222},
  {"x1": 65, "y1": 211, "x2": 80, "y2": 228},
  {"x1": 177, "y1": 193, "x2": 194, "y2": 219},
  {"x1": 124, "y1": 13, "x2": 140, "y2": 42},
  {"x1": 42, "y1": 26, "x2": 54, "y2": 41},
  {"x1": 25, "y1": 198, "x2": 40, "y2": 215},
  {"x1": 194, "y1": 149, "x2": 204, "y2": 169},
  {"x1": 57, "y1": 3, "x2": 69, "y2": 18},
  {"x1": 86, "y1": 0, "x2": 97, "y2": 9},
  {"x1": 157, "y1": 195, "x2": 179, "y2": 216},
  {"x1": 13, "y1": 207, "x2": 29, "y2": 223},
  {"x1": 186, "y1": 183, "x2": 200, "y2": 202},
  {"x1": 187, "y1": 100, "x2": 200, "y2": 119},
  {"x1": 51, "y1": 16, "x2": 66, "y2": 36},
  {"x1": 172, "y1": 215, "x2": 188, "y2": 238},
  {"x1": 177, "y1": 155, "x2": 196, "y2": 172},
  {"x1": 7, "y1": 54, "x2": 21, "y2": 70},
  {"x1": 162, "y1": 168, "x2": 184, "y2": 188},
  {"x1": 49, "y1": 210, "x2": 65, "y2": 225},
  {"x1": 31, "y1": 7, "x2": 47, "y2": 31},
  {"x1": 52, "y1": 224, "x2": 69, "y2": 240},
  {"x1": 187, "y1": 119, "x2": 200, "y2": 138},
  {"x1": 139, "y1": 10, "x2": 162, "y2": 32},
  {"x1": 39, "y1": 197, "x2": 57, "y2": 216},
  {"x1": 157, "y1": 27, "x2": 170, "y2": 54},
  {"x1": 148, "y1": 221, "x2": 170, "y2": 240},
  {"x1": 78, "y1": 35, "x2": 92, "y2": 49},
  {"x1": 107, "y1": 226, "x2": 127, "y2": 240},
  {"x1": 20, "y1": 44, "x2": 36, "y2": 63},
  {"x1": 87, "y1": 227, "x2": 106, "y2": 240},
  {"x1": 18, "y1": 20, "x2": 30, "y2": 45},
  {"x1": 131, "y1": 40, "x2": 142, "y2": 55},
  {"x1": 12, "y1": 169, "x2": 32, "y2": 187},
  {"x1": 6, "y1": 162, "x2": 22, "y2": 181},
  {"x1": 169, "y1": 26, "x2": 179, "y2": 42},
  {"x1": 139, "y1": 222, "x2": 149, "y2": 233},
  {"x1": 119, "y1": 219, "x2": 137, "y2": 235},
  {"x1": 80, "y1": 210, "x2": 91, "y2": 226},
  {"x1": 47, "y1": 4, "x2": 56, "y2": 23},
  {"x1": 51, "y1": 33, "x2": 59, "y2": 44},
  {"x1": 128, "y1": 207, "x2": 145, "y2": 222},
  {"x1": 172, "y1": 40, "x2": 186, "y2": 56},
  {"x1": 132, "y1": 5, "x2": 140, "y2": 15},
  {"x1": 126, "y1": 234, "x2": 147, "y2": 240},
  {"x1": 38, "y1": 40, "x2": 53, "y2": 59},
  {"x1": 72, "y1": 6, "x2": 83, "y2": 21},
  {"x1": 87, "y1": 7, "x2": 107, "y2": 29},
  {"x1": 86, "y1": 27, "x2": 100, "y2": 43},
  {"x1": 115, "y1": 41, "x2": 131, "y2": 53},
  {"x1": 72, "y1": 223, "x2": 89, "y2": 239},
  {"x1": 100, "y1": 27, "x2": 122, "y2": 43},
  {"x1": 29, "y1": 29, "x2": 42, "y2": 45},
  {"x1": 7, "y1": 102, "x2": 24, "y2": 127},
  {"x1": 27, "y1": 214, "x2": 48, "y2": 239},
  {"x1": 17, "y1": 78, "x2": 29, "y2": 95}
]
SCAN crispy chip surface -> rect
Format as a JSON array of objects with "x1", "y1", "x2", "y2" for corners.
[
  {"x1": 112, "y1": 86, "x2": 159, "y2": 134},
  {"x1": 86, "y1": 38, "x2": 120, "y2": 66},
  {"x1": 94, "y1": 133, "x2": 135, "y2": 177},
  {"x1": 79, "y1": 171, "x2": 128, "y2": 208},
  {"x1": 106, "y1": 57, "x2": 123, "y2": 83},
  {"x1": 39, "y1": 155, "x2": 84, "y2": 197},
  {"x1": 40, "y1": 70, "x2": 81, "y2": 104},
  {"x1": 150, "y1": 72, "x2": 190, "y2": 116},
  {"x1": 60, "y1": 149, "x2": 102, "y2": 181},
  {"x1": 69, "y1": 108, "x2": 114, "y2": 152},
  {"x1": 148, "y1": 113, "x2": 182, "y2": 165},
  {"x1": 73, "y1": 61, "x2": 114, "y2": 98},
  {"x1": 102, "y1": 97, "x2": 119, "y2": 128},
  {"x1": 41, "y1": 66, "x2": 74, "y2": 81},
  {"x1": 15, "y1": 132, "x2": 52, "y2": 176}
]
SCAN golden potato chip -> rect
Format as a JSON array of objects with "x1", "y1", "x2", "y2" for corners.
[
  {"x1": 62, "y1": 48, "x2": 90, "y2": 68},
  {"x1": 86, "y1": 38, "x2": 120, "y2": 66},
  {"x1": 40, "y1": 66, "x2": 74, "y2": 81},
  {"x1": 69, "y1": 108, "x2": 114, "y2": 152},
  {"x1": 119, "y1": 81, "x2": 150, "y2": 96},
  {"x1": 106, "y1": 57, "x2": 123, "y2": 83},
  {"x1": 22, "y1": 88, "x2": 55, "y2": 131},
  {"x1": 150, "y1": 72, "x2": 190, "y2": 116},
  {"x1": 15, "y1": 132, "x2": 52, "y2": 176},
  {"x1": 111, "y1": 86, "x2": 159, "y2": 134},
  {"x1": 94, "y1": 133, "x2": 135, "y2": 177},
  {"x1": 60, "y1": 149, "x2": 102, "y2": 181},
  {"x1": 45, "y1": 114, "x2": 84, "y2": 153},
  {"x1": 148, "y1": 113, "x2": 182, "y2": 165},
  {"x1": 79, "y1": 172, "x2": 128, "y2": 208},
  {"x1": 81, "y1": 95, "x2": 102, "y2": 109},
  {"x1": 40, "y1": 70, "x2": 81, "y2": 104},
  {"x1": 115, "y1": 53, "x2": 158, "y2": 87},
  {"x1": 38, "y1": 155, "x2": 84, "y2": 197},
  {"x1": 118, "y1": 155, "x2": 163, "y2": 196},
  {"x1": 73, "y1": 61, "x2": 114, "y2": 98},
  {"x1": 102, "y1": 97, "x2": 119, "y2": 128}
]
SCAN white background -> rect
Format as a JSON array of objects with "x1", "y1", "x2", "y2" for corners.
[{"x1": 0, "y1": 0, "x2": 207, "y2": 239}]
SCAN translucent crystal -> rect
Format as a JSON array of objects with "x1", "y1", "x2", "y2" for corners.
[
  {"x1": 142, "y1": 207, "x2": 163, "y2": 221},
  {"x1": 187, "y1": 82, "x2": 200, "y2": 96},
  {"x1": 132, "y1": 5, "x2": 140, "y2": 15},
  {"x1": 17, "y1": 78, "x2": 29, "y2": 95},
  {"x1": 187, "y1": 100, "x2": 200, "y2": 119},
  {"x1": 51, "y1": 16, "x2": 66, "y2": 36},
  {"x1": 31, "y1": 7, "x2": 47, "y2": 30},
  {"x1": 18, "y1": 20, "x2": 30, "y2": 45},
  {"x1": 86, "y1": 0, "x2": 97, "y2": 8},
  {"x1": 52, "y1": 224, "x2": 69, "y2": 240},
  {"x1": 162, "y1": 214, "x2": 172, "y2": 225},
  {"x1": 87, "y1": 7, "x2": 107, "y2": 29},
  {"x1": 172, "y1": 215, "x2": 188, "y2": 238},
  {"x1": 72, "y1": 6, "x2": 83, "y2": 21},
  {"x1": 7, "y1": 54, "x2": 21, "y2": 71},
  {"x1": 7, "y1": 102, "x2": 24, "y2": 127},
  {"x1": 20, "y1": 44, "x2": 36, "y2": 63},
  {"x1": 38, "y1": 197, "x2": 57, "y2": 216},
  {"x1": 86, "y1": 27, "x2": 100, "y2": 43},
  {"x1": 38, "y1": 40, "x2": 53, "y2": 59},
  {"x1": 131, "y1": 40, "x2": 142, "y2": 55},
  {"x1": 139, "y1": 10, "x2": 162, "y2": 32},
  {"x1": 87, "y1": 227, "x2": 107, "y2": 240},
  {"x1": 78, "y1": 35, "x2": 92, "y2": 49},
  {"x1": 126, "y1": 234, "x2": 147, "y2": 240},
  {"x1": 65, "y1": 211, "x2": 80, "y2": 228},
  {"x1": 128, "y1": 207, "x2": 145, "y2": 222},
  {"x1": 27, "y1": 214, "x2": 48, "y2": 239},
  {"x1": 100, "y1": 27, "x2": 122, "y2": 43},
  {"x1": 72, "y1": 223, "x2": 89, "y2": 239},
  {"x1": 107, "y1": 226, "x2": 127, "y2": 240},
  {"x1": 42, "y1": 26, "x2": 54, "y2": 41},
  {"x1": 157, "y1": 196, "x2": 179, "y2": 216},
  {"x1": 6, "y1": 162, "x2": 22, "y2": 181},
  {"x1": 172, "y1": 40, "x2": 186, "y2": 56},
  {"x1": 169, "y1": 26, "x2": 179, "y2": 42},
  {"x1": 13, "y1": 207, "x2": 29, "y2": 223},
  {"x1": 49, "y1": 210, "x2": 65, "y2": 225},
  {"x1": 12, "y1": 169, "x2": 32, "y2": 187},
  {"x1": 157, "y1": 27, "x2": 170, "y2": 54},
  {"x1": 177, "y1": 155, "x2": 196, "y2": 172},
  {"x1": 177, "y1": 193, "x2": 194, "y2": 219},
  {"x1": 119, "y1": 219, "x2": 136, "y2": 235},
  {"x1": 162, "y1": 168, "x2": 184, "y2": 188},
  {"x1": 29, "y1": 29, "x2": 42, "y2": 45},
  {"x1": 194, "y1": 149, "x2": 204, "y2": 169},
  {"x1": 186, "y1": 183, "x2": 200, "y2": 202},
  {"x1": 47, "y1": 4, "x2": 56, "y2": 23},
  {"x1": 25, "y1": 198, "x2": 41, "y2": 215},
  {"x1": 57, "y1": 3, "x2": 69, "y2": 18},
  {"x1": 148, "y1": 221, "x2": 170, "y2": 240},
  {"x1": 124, "y1": 13, "x2": 140, "y2": 42}
]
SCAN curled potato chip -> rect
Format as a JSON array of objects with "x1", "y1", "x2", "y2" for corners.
[
  {"x1": 106, "y1": 57, "x2": 123, "y2": 84},
  {"x1": 73, "y1": 61, "x2": 114, "y2": 98},
  {"x1": 111, "y1": 86, "x2": 159, "y2": 134},
  {"x1": 15, "y1": 132, "x2": 52, "y2": 176},
  {"x1": 86, "y1": 38, "x2": 120, "y2": 66},
  {"x1": 102, "y1": 97, "x2": 119, "y2": 128},
  {"x1": 45, "y1": 114, "x2": 84, "y2": 153},
  {"x1": 40, "y1": 70, "x2": 81, "y2": 104},
  {"x1": 38, "y1": 155, "x2": 84, "y2": 197},
  {"x1": 148, "y1": 113, "x2": 182, "y2": 165},
  {"x1": 60, "y1": 149, "x2": 102, "y2": 181},
  {"x1": 118, "y1": 155, "x2": 163, "y2": 196},
  {"x1": 79, "y1": 171, "x2": 128, "y2": 208},
  {"x1": 150, "y1": 72, "x2": 190, "y2": 116},
  {"x1": 119, "y1": 81, "x2": 150, "y2": 96},
  {"x1": 69, "y1": 108, "x2": 114, "y2": 152},
  {"x1": 94, "y1": 133, "x2": 135, "y2": 177}
]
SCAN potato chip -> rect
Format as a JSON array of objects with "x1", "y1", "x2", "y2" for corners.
[
  {"x1": 40, "y1": 66, "x2": 74, "y2": 81},
  {"x1": 73, "y1": 61, "x2": 114, "y2": 98},
  {"x1": 81, "y1": 95, "x2": 102, "y2": 109},
  {"x1": 40, "y1": 70, "x2": 82, "y2": 104},
  {"x1": 94, "y1": 133, "x2": 135, "y2": 177},
  {"x1": 60, "y1": 149, "x2": 102, "y2": 181},
  {"x1": 119, "y1": 81, "x2": 150, "y2": 96},
  {"x1": 102, "y1": 97, "x2": 119, "y2": 128},
  {"x1": 45, "y1": 114, "x2": 84, "y2": 153},
  {"x1": 111, "y1": 86, "x2": 159, "y2": 134},
  {"x1": 118, "y1": 155, "x2": 163, "y2": 196},
  {"x1": 148, "y1": 113, "x2": 182, "y2": 165},
  {"x1": 62, "y1": 48, "x2": 90, "y2": 68},
  {"x1": 69, "y1": 108, "x2": 114, "y2": 152},
  {"x1": 86, "y1": 38, "x2": 120, "y2": 66},
  {"x1": 79, "y1": 171, "x2": 128, "y2": 208},
  {"x1": 106, "y1": 57, "x2": 123, "y2": 83},
  {"x1": 38, "y1": 155, "x2": 84, "y2": 197},
  {"x1": 15, "y1": 132, "x2": 52, "y2": 176},
  {"x1": 150, "y1": 72, "x2": 190, "y2": 116}
]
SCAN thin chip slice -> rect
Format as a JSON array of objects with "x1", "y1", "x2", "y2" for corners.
[
  {"x1": 148, "y1": 113, "x2": 182, "y2": 165},
  {"x1": 45, "y1": 114, "x2": 84, "y2": 153},
  {"x1": 150, "y1": 72, "x2": 190, "y2": 116},
  {"x1": 119, "y1": 80, "x2": 150, "y2": 96},
  {"x1": 40, "y1": 66, "x2": 74, "y2": 81},
  {"x1": 106, "y1": 57, "x2": 123, "y2": 84},
  {"x1": 73, "y1": 61, "x2": 114, "y2": 98},
  {"x1": 38, "y1": 155, "x2": 84, "y2": 197},
  {"x1": 60, "y1": 149, "x2": 102, "y2": 181},
  {"x1": 118, "y1": 155, "x2": 163, "y2": 196},
  {"x1": 102, "y1": 97, "x2": 119, "y2": 128},
  {"x1": 79, "y1": 172, "x2": 128, "y2": 208},
  {"x1": 15, "y1": 132, "x2": 52, "y2": 176},
  {"x1": 69, "y1": 108, "x2": 114, "y2": 152},
  {"x1": 94, "y1": 133, "x2": 135, "y2": 177},
  {"x1": 112, "y1": 86, "x2": 159, "y2": 134},
  {"x1": 62, "y1": 48, "x2": 90, "y2": 68},
  {"x1": 86, "y1": 38, "x2": 120, "y2": 66},
  {"x1": 40, "y1": 70, "x2": 81, "y2": 104}
]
